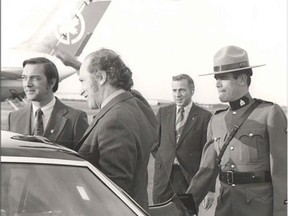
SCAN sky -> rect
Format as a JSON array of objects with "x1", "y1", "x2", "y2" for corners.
[{"x1": 2, "y1": 0, "x2": 287, "y2": 106}]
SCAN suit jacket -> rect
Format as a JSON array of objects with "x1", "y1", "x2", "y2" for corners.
[
  {"x1": 151, "y1": 103, "x2": 211, "y2": 199},
  {"x1": 76, "y1": 91, "x2": 157, "y2": 211},
  {"x1": 8, "y1": 98, "x2": 88, "y2": 149},
  {"x1": 187, "y1": 98, "x2": 287, "y2": 216}
]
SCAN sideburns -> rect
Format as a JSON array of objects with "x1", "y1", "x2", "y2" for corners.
[{"x1": 91, "y1": 75, "x2": 99, "y2": 92}]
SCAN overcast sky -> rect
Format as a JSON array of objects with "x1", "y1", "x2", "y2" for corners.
[{"x1": 2, "y1": 0, "x2": 287, "y2": 106}]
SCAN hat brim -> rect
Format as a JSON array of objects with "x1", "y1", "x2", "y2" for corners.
[{"x1": 199, "y1": 64, "x2": 266, "y2": 76}]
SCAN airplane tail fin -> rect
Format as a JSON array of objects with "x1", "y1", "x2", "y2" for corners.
[
  {"x1": 16, "y1": 0, "x2": 111, "y2": 58},
  {"x1": 52, "y1": 0, "x2": 111, "y2": 57}
]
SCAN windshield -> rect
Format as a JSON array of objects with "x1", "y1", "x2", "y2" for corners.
[{"x1": 1, "y1": 163, "x2": 137, "y2": 216}]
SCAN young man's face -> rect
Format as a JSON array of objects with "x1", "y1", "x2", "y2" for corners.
[
  {"x1": 214, "y1": 72, "x2": 243, "y2": 102},
  {"x1": 79, "y1": 59, "x2": 102, "y2": 109},
  {"x1": 172, "y1": 79, "x2": 193, "y2": 107},
  {"x1": 22, "y1": 64, "x2": 54, "y2": 103}
]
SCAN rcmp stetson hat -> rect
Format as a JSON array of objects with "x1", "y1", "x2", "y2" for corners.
[{"x1": 200, "y1": 45, "x2": 265, "y2": 76}]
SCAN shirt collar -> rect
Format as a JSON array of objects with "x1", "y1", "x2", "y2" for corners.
[
  {"x1": 32, "y1": 97, "x2": 56, "y2": 117},
  {"x1": 177, "y1": 100, "x2": 193, "y2": 113},
  {"x1": 101, "y1": 89, "x2": 125, "y2": 109}
]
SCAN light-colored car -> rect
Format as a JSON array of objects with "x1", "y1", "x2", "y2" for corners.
[{"x1": 1, "y1": 130, "x2": 197, "y2": 216}]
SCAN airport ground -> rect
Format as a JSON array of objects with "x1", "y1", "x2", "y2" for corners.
[{"x1": 1, "y1": 99, "x2": 235, "y2": 216}]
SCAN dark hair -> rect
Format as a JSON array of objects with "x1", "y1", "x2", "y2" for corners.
[
  {"x1": 23, "y1": 57, "x2": 59, "y2": 92},
  {"x1": 172, "y1": 74, "x2": 195, "y2": 92},
  {"x1": 232, "y1": 69, "x2": 253, "y2": 86},
  {"x1": 85, "y1": 48, "x2": 133, "y2": 91}
]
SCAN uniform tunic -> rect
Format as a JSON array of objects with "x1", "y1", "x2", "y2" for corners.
[{"x1": 188, "y1": 95, "x2": 287, "y2": 216}]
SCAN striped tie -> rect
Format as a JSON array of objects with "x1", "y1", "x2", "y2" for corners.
[
  {"x1": 175, "y1": 107, "x2": 185, "y2": 143},
  {"x1": 34, "y1": 109, "x2": 44, "y2": 136}
]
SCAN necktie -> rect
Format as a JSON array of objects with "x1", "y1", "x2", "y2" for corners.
[
  {"x1": 175, "y1": 107, "x2": 185, "y2": 142},
  {"x1": 34, "y1": 108, "x2": 44, "y2": 136}
]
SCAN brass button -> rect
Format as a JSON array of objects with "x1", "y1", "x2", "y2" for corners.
[
  {"x1": 231, "y1": 164, "x2": 235, "y2": 169},
  {"x1": 230, "y1": 146, "x2": 234, "y2": 150},
  {"x1": 249, "y1": 133, "x2": 253, "y2": 137}
]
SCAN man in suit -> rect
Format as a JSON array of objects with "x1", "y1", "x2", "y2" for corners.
[
  {"x1": 75, "y1": 48, "x2": 157, "y2": 211},
  {"x1": 187, "y1": 45, "x2": 287, "y2": 216},
  {"x1": 151, "y1": 74, "x2": 212, "y2": 206},
  {"x1": 8, "y1": 57, "x2": 88, "y2": 150}
]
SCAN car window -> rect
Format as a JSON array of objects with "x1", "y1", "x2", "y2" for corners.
[{"x1": 1, "y1": 163, "x2": 137, "y2": 216}]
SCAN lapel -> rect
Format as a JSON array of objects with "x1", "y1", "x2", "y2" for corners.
[
  {"x1": 166, "y1": 105, "x2": 177, "y2": 145},
  {"x1": 43, "y1": 98, "x2": 68, "y2": 140},
  {"x1": 19, "y1": 105, "x2": 33, "y2": 135},
  {"x1": 176, "y1": 104, "x2": 199, "y2": 147},
  {"x1": 75, "y1": 91, "x2": 133, "y2": 151}
]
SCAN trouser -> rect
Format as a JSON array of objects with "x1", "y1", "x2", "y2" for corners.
[
  {"x1": 215, "y1": 182, "x2": 273, "y2": 216},
  {"x1": 153, "y1": 164, "x2": 188, "y2": 204}
]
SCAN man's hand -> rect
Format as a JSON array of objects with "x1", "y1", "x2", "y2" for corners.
[
  {"x1": 54, "y1": 48, "x2": 82, "y2": 71},
  {"x1": 202, "y1": 192, "x2": 214, "y2": 210}
]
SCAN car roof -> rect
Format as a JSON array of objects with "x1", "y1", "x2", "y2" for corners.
[
  {"x1": 1, "y1": 130, "x2": 83, "y2": 161},
  {"x1": 1, "y1": 130, "x2": 150, "y2": 215}
]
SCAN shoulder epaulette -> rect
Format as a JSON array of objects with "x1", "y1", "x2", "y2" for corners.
[
  {"x1": 214, "y1": 107, "x2": 229, "y2": 115},
  {"x1": 254, "y1": 98, "x2": 274, "y2": 105}
]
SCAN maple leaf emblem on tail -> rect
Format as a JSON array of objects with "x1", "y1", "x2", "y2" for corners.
[{"x1": 54, "y1": 11, "x2": 86, "y2": 45}]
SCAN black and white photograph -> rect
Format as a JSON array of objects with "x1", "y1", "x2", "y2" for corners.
[{"x1": 1, "y1": 0, "x2": 287, "y2": 215}]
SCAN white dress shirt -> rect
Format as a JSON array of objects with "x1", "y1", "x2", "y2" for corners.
[
  {"x1": 176, "y1": 100, "x2": 193, "y2": 123},
  {"x1": 32, "y1": 97, "x2": 56, "y2": 130}
]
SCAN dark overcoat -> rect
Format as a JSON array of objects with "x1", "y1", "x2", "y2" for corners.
[{"x1": 77, "y1": 91, "x2": 157, "y2": 211}]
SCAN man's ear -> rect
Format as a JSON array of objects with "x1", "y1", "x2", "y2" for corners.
[
  {"x1": 48, "y1": 78, "x2": 56, "y2": 89},
  {"x1": 238, "y1": 74, "x2": 247, "y2": 86},
  {"x1": 97, "y1": 71, "x2": 107, "y2": 86},
  {"x1": 191, "y1": 89, "x2": 195, "y2": 96}
]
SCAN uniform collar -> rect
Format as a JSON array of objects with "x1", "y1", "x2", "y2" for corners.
[{"x1": 229, "y1": 93, "x2": 252, "y2": 111}]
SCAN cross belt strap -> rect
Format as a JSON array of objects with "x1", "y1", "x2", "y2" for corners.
[{"x1": 215, "y1": 99, "x2": 262, "y2": 166}]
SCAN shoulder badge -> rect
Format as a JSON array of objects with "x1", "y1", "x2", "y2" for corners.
[
  {"x1": 254, "y1": 98, "x2": 274, "y2": 105},
  {"x1": 215, "y1": 107, "x2": 229, "y2": 115}
]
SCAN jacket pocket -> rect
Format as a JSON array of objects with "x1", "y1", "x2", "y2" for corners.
[
  {"x1": 238, "y1": 127, "x2": 267, "y2": 162},
  {"x1": 245, "y1": 182, "x2": 272, "y2": 203}
]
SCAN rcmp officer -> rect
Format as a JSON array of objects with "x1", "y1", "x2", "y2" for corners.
[{"x1": 186, "y1": 45, "x2": 287, "y2": 216}]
